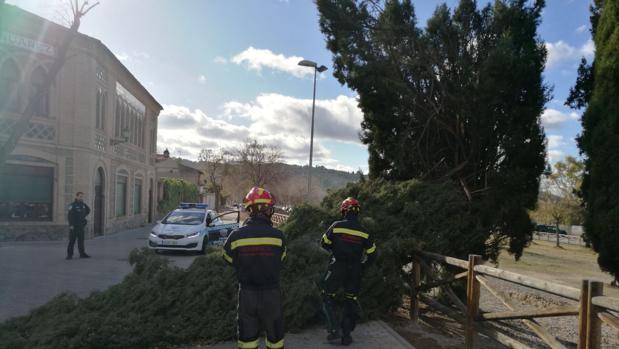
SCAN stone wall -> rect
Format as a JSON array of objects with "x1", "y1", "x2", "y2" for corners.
[{"x1": 0, "y1": 224, "x2": 68, "y2": 241}]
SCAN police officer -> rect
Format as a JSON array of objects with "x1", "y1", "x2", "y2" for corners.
[
  {"x1": 66, "y1": 192, "x2": 91, "y2": 259},
  {"x1": 320, "y1": 197, "x2": 376, "y2": 345},
  {"x1": 223, "y1": 187, "x2": 287, "y2": 349}
]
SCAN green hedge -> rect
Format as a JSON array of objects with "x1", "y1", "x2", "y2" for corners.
[
  {"x1": 0, "y1": 179, "x2": 479, "y2": 349},
  {"x1": 157, "y1": 177, "x2": 199, "y2": 215}
]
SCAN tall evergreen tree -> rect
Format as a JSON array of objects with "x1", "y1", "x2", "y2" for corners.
[
  {"x1": 316, "y1": 0, "x2": 548, "y2": 258},
  {"x1": 569, "y1": 0, "x2": 619, "y2": 279}
]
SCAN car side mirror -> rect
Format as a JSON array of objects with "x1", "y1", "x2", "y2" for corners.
[
  {"x1": 206, "y1": 217, "x2": 213, "y2": 226},
  {"x1": 156, "y1": 220, "x2": 161, "y2": 224}
]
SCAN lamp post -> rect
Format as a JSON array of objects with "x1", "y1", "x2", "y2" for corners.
[{"x1": 298, "y1": 59, "x2": 327, "y2": 201}]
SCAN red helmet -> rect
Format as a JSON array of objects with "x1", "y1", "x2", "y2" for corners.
[
  {"x1": 243, "y1": 187, "x2": 275, "y2": 210},
  {"x1": 340, "y1": 197, "x2": 361, "y2": 215}
]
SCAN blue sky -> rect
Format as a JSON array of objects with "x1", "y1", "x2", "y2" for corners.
[{"x1": 9, "y1": 0, "x2": 593, "y2": 172}]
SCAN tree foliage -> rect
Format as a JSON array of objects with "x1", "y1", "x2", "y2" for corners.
[
  {"x1": 530, "y1": 157, "x2": 585, "y2": 226},
  {"x1": 157, "y1": 178, "x2": 199, "y2": 215},
  {"x1": 568, "y1": 0, "x2": 619, "y2": 278},
  {"x1": 316, "y1": 0, "x2": 548, "y2": 258}
]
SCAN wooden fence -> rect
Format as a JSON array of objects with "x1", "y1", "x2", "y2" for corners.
[
  {"x1": 533, "y1": 232, "x2": 587, "y2": 246},
  {"x1": 410, "y1": 251, "x2": 619, "y2": 349}
]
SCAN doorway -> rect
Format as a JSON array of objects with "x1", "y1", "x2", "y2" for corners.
[
  {"x1": 94, "y1": 167, "x2": 105, "y2": 236},
  {"x1": 148, "y1": 178, "x2": 154, "y2": 223}
]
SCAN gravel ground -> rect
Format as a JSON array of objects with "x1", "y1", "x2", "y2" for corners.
[{"x1": 478, "y1": 276, "x2": 619, "y2": 349}]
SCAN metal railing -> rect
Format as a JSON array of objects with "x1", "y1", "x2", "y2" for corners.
[{"x1": 533, "y1": 232, "x2": 587, "y2": 246}]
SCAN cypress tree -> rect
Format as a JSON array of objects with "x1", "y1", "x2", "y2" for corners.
[
  {"x1": 571, "y1": 0, "x2": 619, "y2": 279},
  {"x1": 316, "y1": 0, "x2": 548, "y2": 258}
]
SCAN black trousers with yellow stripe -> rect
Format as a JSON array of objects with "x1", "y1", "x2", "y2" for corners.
[
  {"x1": 237, "y1": 288, "x2": 285, "y2": 349},
  {"x1": 321, "y1": 258, "x2": 363, "y2": 336}
]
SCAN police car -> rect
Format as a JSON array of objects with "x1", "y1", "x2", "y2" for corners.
[{"x1": 148, "y1": 203, "x2": 240, "y2": 253}]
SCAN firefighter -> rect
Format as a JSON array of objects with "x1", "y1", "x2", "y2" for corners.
[
  {"x1": 223, "y1": 187, "x2": 287, "y2": 349},
  {"x1": 320, "y1": 197, "x2": 376, "y2": 345}
]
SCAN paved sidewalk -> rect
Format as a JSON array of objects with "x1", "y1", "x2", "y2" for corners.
[
  {"x1": 0, "y1": 225, "x2": 200, "y2": 321},
  {"x1": 184, "y1": 321, "x2": 415, "y2": 349}
]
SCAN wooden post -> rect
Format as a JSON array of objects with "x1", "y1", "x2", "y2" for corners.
[
  {"x1": 465, "y1": 254, "x2": 481, "y2": 349},
  {"x1": 578, "y1": 280, "x2": 590, "y2": 349},
  {"x1": 411, "y1": 256, "x2": 421, "y2": 322},
  {"x1": 586, "y1": 281, "x2": 603, "y2": 349}
]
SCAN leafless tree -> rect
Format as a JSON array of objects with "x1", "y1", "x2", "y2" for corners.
[
  {"x1": 0, "y1": 0, "x2": 99, "y2": 166},
  {"x1": 234, "y1": 139, "x2": 282, "y2": 188},
  {"x1": 198, "y1": 147, "x2": 232, "y2": 211}
]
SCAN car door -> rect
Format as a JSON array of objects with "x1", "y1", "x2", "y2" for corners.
[{"x1": 204, "y1": 210, "x2": 240, "y2": 246}]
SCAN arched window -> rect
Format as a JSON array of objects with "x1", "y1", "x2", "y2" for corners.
[
  {"x1": 31, "y1": 66, "x2": 49, "y2": 117},
  {"x1": 0, "y1": 59, "x2": 21, "y2": 112},
  {"x1": 115, "y1": 169, "x2": 129, "y2": 217}
]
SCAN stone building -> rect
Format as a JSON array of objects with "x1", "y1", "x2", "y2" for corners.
[{"x1": 0, "y1": 4, "x2": 162, "y2": 240}]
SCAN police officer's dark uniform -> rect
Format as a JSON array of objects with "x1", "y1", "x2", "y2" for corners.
[
  {"x1": 320, "y1": 197, "x2": 376, "y2": 345},
  {"x1": 66, "y1": 194, "x2": 91, "y2": 259},
  {"x1": 223, "y1": 187, "x2": 286, "y2": 349}
]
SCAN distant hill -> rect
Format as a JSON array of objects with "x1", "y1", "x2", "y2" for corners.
[
  {"x1": 184, "y1": 158, "x2": 360, "y2": 204},
  {"x1": 276, "y1": 163, "x2": 359, "y2": 191}
]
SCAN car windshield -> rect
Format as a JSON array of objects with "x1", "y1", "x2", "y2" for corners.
[{"x1": 162, "y1": 211, "x2": 205, "y2": 225}]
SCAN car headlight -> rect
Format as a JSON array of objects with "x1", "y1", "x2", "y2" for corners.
[
  {"x1": 150, "y1": 231, "x2": 158, "y2": 238},
  {"x1": 186, "y1": 231, "x2": 200, "y2": 238}
]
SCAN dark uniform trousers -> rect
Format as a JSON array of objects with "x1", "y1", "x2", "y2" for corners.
[
  {"x1": 223, "y1": 215, "x2": 287, "y2": 349},
  {"x1": 321, "y1": 258, "x2": 363, "y2": 336},
  {"x1": 320, "y1": 216, "x2": 376, "y2": 338},
  {"x1": 238, "y1": 288, "x2": 285, "y2": 349},
  {"x1": 67, "y1": 224, "x2": 86, "y2": 257}
]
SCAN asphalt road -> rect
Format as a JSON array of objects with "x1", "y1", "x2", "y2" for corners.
[{"x1": 0, "y1": 225, "x2": 201, "y2": 321}]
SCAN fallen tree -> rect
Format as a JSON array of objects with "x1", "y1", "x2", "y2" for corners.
[{"x1": 0, "y1": 179, "x2": 485, "y2": 349}]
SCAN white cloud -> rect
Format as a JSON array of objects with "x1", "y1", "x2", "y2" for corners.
[
  {"x1": 115, "y1": 52, "x2": 129, "y2": 61},
  {"x1": 198, "y1": 75, "x2": 207, "y2": 85},
  {"x1": 157, "y1": 94, "x2": 365, "y2": 169},
  {"x1": 214, "y1": 56, "x2": 227, "y2": 64},
  {"x1": 231, "y1": 47, "x2": 314, "y2": 78},
  {"x1": 576, "y1": 25, "x2": 587, "y2": 33},
  {"x1": 546, "y1": 40, "x2": 595, "y2": 68},
  {"x1": 547, "y1": 134, "x2": 564, "y2": 149},
  {"x1": 223, "y1": 93, "x2": 363, "y2": 144},
  {"x1": 547, "y1": 149, "x2": 565, "y2": 163},
  {"x1": 541, "y1": 108, "x2": 579, "y2": 128},
  {"x1": 580, "y1": 39, "x2": 595, "y2": 58},
  {"x1": 114, "y1": 51, "x2": 150, "y2": 63}
]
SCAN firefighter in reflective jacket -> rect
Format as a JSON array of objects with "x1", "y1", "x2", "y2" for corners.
[
  {"x1": 320, "y1": 197, "x2": 376, "y2": 346},
  {"x1": 223, "y1": 187, "x2": 286, "y2": 349}
]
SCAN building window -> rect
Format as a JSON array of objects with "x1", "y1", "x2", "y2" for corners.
[
  {"x1": 115, "y1": 173, "x2": 128, "y2": 217},
  {"x1": 31, "y1": 66, "x2": 49, "y2": 117},
  {"x1": 133, "y1": 178, "x2": 142, "y2": 214},
  {"x1": 0, "y1": 59, "x2": 20, "y2": 112},
  {"x1": 96, "y1": 88, "x2": 106, "y2": 130},
  {"x1": 114, "y1": 83, "x2": 146, "y2": 148},
  {"x1": 0, "y1": 165, "x2": 53, "y2": 221}
]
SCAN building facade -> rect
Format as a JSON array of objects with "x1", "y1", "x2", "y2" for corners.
[{"x1": 0, "y1": 4, "x2": 162, "y2": 240}]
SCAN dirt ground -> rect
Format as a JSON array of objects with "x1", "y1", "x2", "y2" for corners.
[
  {"x1": 389, "y1": 240, "x2": 619, "y2": 348},
  {"x1": 495, "y1": 239, "x2": 619, "y2": 298}
]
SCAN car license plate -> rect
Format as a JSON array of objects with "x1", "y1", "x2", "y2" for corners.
[{"x1": 164, "y1": 240, "x2": 177, "y2": 245}]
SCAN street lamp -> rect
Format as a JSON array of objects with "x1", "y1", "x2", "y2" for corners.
[{"x1": 298, "y1": 59, "x2": 327, "y2": 200}]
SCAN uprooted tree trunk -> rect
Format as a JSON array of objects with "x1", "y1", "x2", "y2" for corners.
[{"x1": 0, "y1": 0, "x2": 99, "y2": 167}]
